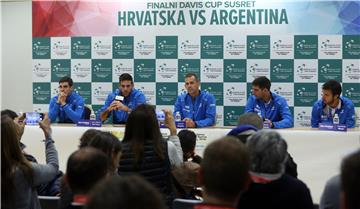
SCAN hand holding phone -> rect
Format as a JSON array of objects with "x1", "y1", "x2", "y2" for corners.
[{"x1": 25, "y1": 112, "x2": 44, "y2": 125}]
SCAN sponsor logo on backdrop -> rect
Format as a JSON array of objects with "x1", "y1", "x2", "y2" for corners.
[
  {"x1": 179, "y1": 39, "x2": 200, "y2": 56},
  {"x1": 156, "y1": 36, "x2": 178, "y2": 58},
  {"x1": 224, "y1": 59, "x2": 246, "y2": 82},
  {"x1": 112, "y1": 60, "x2": 133, "y2": 82},
  {"x1": 318, "y1": 60, "x2": 342, "y2": 82},
  {"x1": 294, "y1": 35, "x2": 318, "y2": 59},
  {"x1": 33, "y1": 83, "x2": 51, "y2": 104},
  {"x1": 201, "y1": 36, "x2": 223, "y2": 59},
  {"x1": 343, "y1": 35, "x2": 360, "y2": 59},
  {"x1": 51, "y1": 60, "x2": 70, "y2": 82},
  {"x1": 319, "y1": 36, "x2": 341, "y2": 58},
  {"x1": 270, "y1": 60, "x2": 293, "y2": 82},
  {"x1": 247, "y1": 35, "x2": 270, "y2": 59},
  {"x1": 201, "y1": 60, "x2": 223, "y2": 82},
  {"x1": 71, "y1": 37, "x2": 91, "y2": 58},
  {"x1": 224, "y1": 107, "x2": 244, "y2": 126},
  {"x1": 74, "y1": 83, "x2": 91, "y2": 104},
  {"x1": 343, "y1": 83, "x2": 360, "y2": 106},
  {"x1": 134, "y1": 59, "x2": 156, "y2": 82},
  {"x1": 92, "y1": 59, "x2": 112, "y2": 82},
  {"x1": 294, "y1": 108, "x2": 312, "y2": 127},
  {"x1": 92, "y1": 37, "x2": 112, "y2": 58},
  {"x1": 343, "y1": 60, "x2": 360, "y2": 82},
  {"x1": 71, "y1": 60, "x2": 91, "y2": 81},
  {"x1": 246, "y1": 60, "x2": 270, "y2": 82},
  {"x1": 113, "y1": 36, "x2": 134, "y2": 58},
  {"x1": 51, "y1": 38, "x2": 70, "y2": 58},
  {"x1": 224, "y1": 39, "x2": 246, "y2": 57},
  {"x1": 224, "y1": 83, "x2": 246, "y2": 106},
  {"x1": 272, "y1": 83, "x2": 294, "y2": 106},
  {"x1": 202, "y1": 83, "x2": 223, "y2": 105},
  {"x1": 294, "y1": 60, "x2": 318, "y2": 82},
  {"x1": 136, "y1": 83, "x2": 156, "y2": 105},
  {"x1": 33, "y1": 38, "x2": 50, "y2": 59},
  {"x1": 92, "y1": 83, "x2": 112, "y2": 105},
  {"x1": 178, "y1": 59, "x2": 200, "y2": 82},
  {"x1": 156, "y1": 83, "x2": 178, "y2": 105},
  {"x1": 294, "y1": 83, "x2": 317, "y2": 106},
  {"x1": 271, "y1": 36, "x2": 293, "y2": 58},
  {"x1": 33, "y1": 60, "x2": 51, "y2": 81},
  {"x1": 156, "y1": 60, "x2": 177, "y2": 82}
]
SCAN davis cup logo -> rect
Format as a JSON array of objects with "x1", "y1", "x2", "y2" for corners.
[
  {"x1": 249, "y1": 64, "x2": 258, "y2": 73},
  {"x1": 33, "y1": 86, "x2": 41, "y2": 95},
  {"x1": 226, "y1": 40, "x2": 236, "y2": 49},
  {"x1": 135, "y1": 63, "x2": 145, "y2": 73},
  {"x1": 273, "y1": 40, "x2": 282, "y2": 49},
  {"x1": 321, "y1": 40, "x2": 330, "y2": 49},
  {"x1": 272, "y1": 64, "x2": 282, "y2": 73},
  {"x1": 204, "y1": 86, "x2": 212, "y2": 93},
  {"x1": 226, "y1": 87, "x2": 236, "y2": 96},
  {"x1": 345, "y1": 64, "x2": 355, "y2": 73},
  {"x1": 114, "y1": 40, "x2": 123, "y2": 50},
  {"x1": 249, "y1": 40, "x2": 258, "y2": 49},
  {"x1": 345, "y1": 39, "x2": 356, "y2": 49},
  {"x1": 296, "y1": 40, "x2": 306, "y2": 49},
  {"x1": 158, "y1": 63, "x2": 167, "y2": 72},
  {"x1": 296, "y1": 88, "x2": 306, "y2": 96},
  {"x1": 181, "y1": 40, "x2": 190, "y2": 49},
  {"x1": 93, "y1": 40, "x2": 102, "y2": 50},
  {"x1": 345, "y1": 88, "x2": 355, "y2": 97},
  {"x1": 158, "y1": 40, "x2": 167, "y2": 49},
  {"x1": 33, "y1": 63, "x2": 48, "y2": 77},
  {"x1": 93, "y1": 63, "x2": 102, "y2": 73},
  {"x1": 296, "y1": 64, "x2": 306, "y2": 73},
  {"x1": 158, "y1": 87, "x2": 168, "y2": 96},
  {"x1": 73, "y1": 41, "x2": 82, "y2": 50},
  {"x1": 203, "y1": 40, "x2": 212, "y2": 49},
  {"x1": 296, "y1": 111, "x2": 307, "y2": 120},
  {"x1": 179, "y1": 64, "x2": 189, "y2": 72},
  {"x1": 273, "y1": 87, "x2": 282, "y2": 95},
  {"x1": 53, "y1": 41, "x2": 62, "y2": 50},
  {"x1": 225, "y1": 110, "x2": 236, "y2": 120},
  {"x1": 203, "y1": 63, "x2": 212, "y2": 73},
  {"x1": 320, "y1": 64, "x2": 331, "y2": 73},
  {"x1": 225, "y1": 64, "x2": 236, "y2": 73}
]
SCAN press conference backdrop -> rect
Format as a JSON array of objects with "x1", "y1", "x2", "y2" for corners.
[{"x1": 32, "y1": 0, "x2": 360, "y2": 127}]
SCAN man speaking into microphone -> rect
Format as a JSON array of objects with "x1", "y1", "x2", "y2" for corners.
[{"x1": 98, "y1": 73, "x2": 146, "y2": 124}]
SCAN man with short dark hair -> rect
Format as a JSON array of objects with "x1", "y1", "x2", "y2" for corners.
[
  {"x1": 174, "y1": 73, "x2": 216, "y2": 128},
  {"x1": 98, "y1": 73, "x2": 146, "y2": 124},
  {"x1": 197, "y1": 136, "x2": 250, "y2": 208},
  {"x1": 245, "y1": 76, "x2": 293, "y2": 129},
  {"x1": 49, "y1": 76, "x2": 85, "y2": 123},
  {"x1": 311, "y1": 80, "x2": 355, "y2": 128},
  {"x1": 64, "y1": 147, "x2": 109, "y2": 208},
  {"x1": 341, "y1": 149, "x2": 360, "y2": 209}
]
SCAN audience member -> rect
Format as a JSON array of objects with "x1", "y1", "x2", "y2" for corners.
[
  {"x1": 49, "y1": 76, "x2": 85, "y2": 123},
  {"x1": 237, "y1": 130, "x2": 313, "y2": 209},
  {"x1": 340, "y1": 149, "x2": 360, "y2": 209},
  {"x1": 86, "y1": 175, "x2": 166, "y2": 209},
  {"x1": 78, "y1": 129, "x2": 102, "y2": 148},
  {"x1": 118, "y1": 104, "x2": 182, "y2": 208},
  {"x1": 1, "y1": 113, "x2": 59, "y2": 209},
  {"x1": 174, "y1": 73, "x2": 216, "y2": 128},
  {"x1": 245, "y1": 76, "x2": 293, "y2": 128},
  {"x1": 64, "y1": 147, "x2": 109, "y2": 209},
  {"x1": 320, "y1": 175, "x2": 341, "y2": 209},
  {"x1": 98, "y1": 73, "x2": 146, "y2": 124},
  {"x1": 197, "y1": 136, "x2": 250, "y2": 209}
]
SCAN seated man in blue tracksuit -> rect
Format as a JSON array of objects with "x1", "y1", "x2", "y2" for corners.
[
  {"x1": 311, "y1": 80, "x2": 355, "y2": 128},
  {"x1": 98, "y1": 73, "x2": 146, "y2": 124},
  {"x1": 245, "y1": 76, "x2": 293, "y2": 129},
  {"x1": 174, "y1": 73, "x2": 216, "y2": 128},
  {"x1": 49, "y1": 76, "x2": 84, "y2": 123}
]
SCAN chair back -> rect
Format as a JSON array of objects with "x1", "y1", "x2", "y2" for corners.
[
  {"x1": 173, "y1": 198, "x2": 202, "y2": 209},
  {"x1": 84, "y1": 106, "x2": 91, "y2": 120},
  {"x1": 38, "y1": 196, "x2": 60, "y2": 209}
]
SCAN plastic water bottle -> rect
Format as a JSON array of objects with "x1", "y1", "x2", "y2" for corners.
[
  {"x1": 90, "y1": 111, "x2": 96, "y2": 121},
  {"x1": 175, "y1": 111, "x2": 181, "y2": 122},
  {"x1": 333, "y1": 113, "x2": 339, "y2": 125}
]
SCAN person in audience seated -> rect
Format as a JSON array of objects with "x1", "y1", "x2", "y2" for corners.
[
  {"x1": 172, "y1": 130, "x2": 202, "y2": 199},
  {"x1": 78, "y1": 129, "x2": 102, "y2": 148},
  {"x1": 228, "y1": 112, "x2": 298, "y2": 178},
  {"x1": 237, "y1": 130, "x2": 313, "y2": 209},
  {"x1": 340, "y1": 149, "x2": 360, "y2": 209},
  {"x1": 1, "y1": 113, "x2": 59, "y2": 209},
  {"x1": 87, "y1": 132, "x2": 122, "y2": 174},
  {"x1": 320, "y1": 174, "x2": 341, "y2": 209},
  {"x1": 118, "y1": 104, "x2": 182, "y2": 208},
  {"x1": 86, "y1": 175, "x2": 167, "y2": 209},
  {"x1": 49, "y1": 76, "x2": 85, "y2": 123},
  {"x1": 311, "y1": 80, "x2": 355, "y2": 128},
  {"x1": 2, "y1": 109, "x2": 63, "y2": 195},
  {"x1": 98, "y1": 73, "x2": 146, "y2": 124},
  {"x1": 197, "y1": 136, "x2": 250, "y2": 209},
  {"x1": 64, "y1": 147, "x2": 109, "y2": 209},
  {"x1": 245, "y1": 76, "x2": 293, "y2": 129},
  {"x1": 174, "y1": 73, "x2": 216, "y2": 128}
]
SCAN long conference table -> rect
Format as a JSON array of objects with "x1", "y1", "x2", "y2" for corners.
[{"x1": 21, "y1": 124, "x2": 360, "y2": 203}]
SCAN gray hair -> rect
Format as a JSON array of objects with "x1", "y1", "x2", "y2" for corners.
[
  {"x1": 246, "y1": 130, "x2": 288, "y2": 174},
  {"x1": 237, "y1": 112, "x2": 263, "y2": 129}
]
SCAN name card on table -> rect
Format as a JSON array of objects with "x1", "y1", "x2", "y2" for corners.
[
  {"x1": 77, "y1": 119, "x2": 102, "y2": 127},
  {"x1": 159, "y1": 121, "x2": 186, "y2": 129},
  {"x1": 319, "y1": 123, "x2": 347, "y2": 132}
]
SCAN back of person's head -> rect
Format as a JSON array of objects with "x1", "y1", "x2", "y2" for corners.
[
  {"x1": 123, "y1": 104, "x2": 163, "y2": 163},
  {"x1": 1, "y1": 115, "x2": 32, "y2": 204},
  {"x1": 86, "y1": 175, "x2": 166, "y2": 209},
  {"x1": 79, "y1": 129, "x2": 102, "y2": 148},
  {"x1": 59, "y1": 76, "x2": 73, "y2": 87},
  {"x1": 341, "y1": 149, "x2": 360, "y2": 209},
  {"x1": 322, "y1": 79, "x2": 342, "y2": 97},
  {"x1": 1, "y1": 109, "x2": 18, "y2": 120},
  {"x1": 247, "y1": 130, "x2": 288, "y2": 174},
  {"x1": 252, "y1": 76, "x2": 271, "y2": 91},
  {"x1": 178, "y1": 129, "x2": 197, "y2": 154},
  {"x1": 66, "y1": 147, "x2": 109, "y2": 194},
  {"x1": 88, "y1": 132, "x2": 122, "y2": 172},
  {"x1": 238, "y1": 112, "x2": 263, "y2": 129},
  {"x1": 201, "y1": 136, "x2": 249, "y2": 202},
  {"x1": 119, "y1": 73, "x2": 133, "y2": 83}
]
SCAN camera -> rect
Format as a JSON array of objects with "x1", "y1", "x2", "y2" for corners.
[{"x1": 25, "y1": 112, "x2": 44, "y2": 125}]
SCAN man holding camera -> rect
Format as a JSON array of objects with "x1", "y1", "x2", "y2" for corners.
[
  {"x1": 98, "y1": 73, "x2": 146, "y2": 124},
  {"x1": 49, "y1": 76, "x2": 85, "y2": 123}
]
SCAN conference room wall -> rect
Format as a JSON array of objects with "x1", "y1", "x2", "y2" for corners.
[{"x1": 1, "y1": 1, "x2": 33, "y2": 112}]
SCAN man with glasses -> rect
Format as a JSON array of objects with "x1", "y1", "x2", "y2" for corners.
[
  {"x1": 244, "y1": 76, "x2": 293, "y2": 129},
  {"x1": 98, "y1": 73, "x2": 146, "y2": 124},
  {"x1": 49, "y1": 76, "x2": 85, "y2": 123}
]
